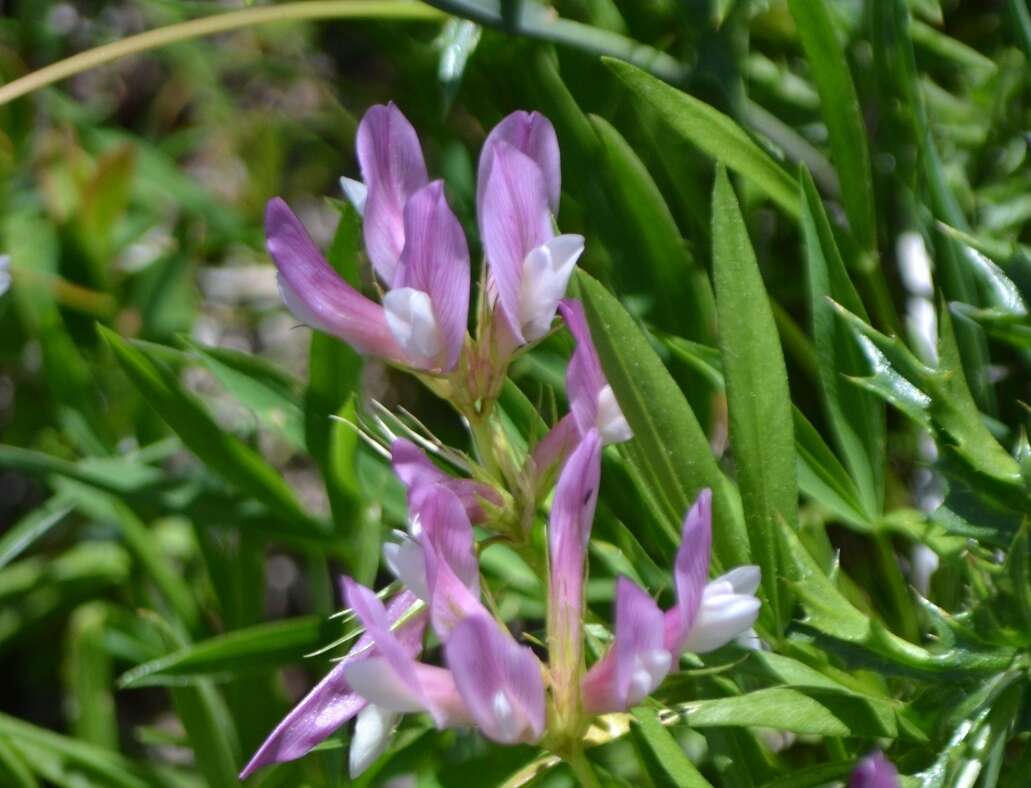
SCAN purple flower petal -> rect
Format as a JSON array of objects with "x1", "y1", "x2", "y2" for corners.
[
  {"x1": 410, "y1": 483, "x2": 479, "y2": 599},
  {"x1": 480, "y1": 142, "x2": 553, "y2": 345},
  {"x1": 519, "y1": 235, "x2": 584, "y2": 341},
  {"x1": 444, "y1": 613, "x2": 546, "y2": 744},
  {"x1": 356, "y1": 103, "x2": 429, "y2": 285},
  {"x1": 390, "y1": 439, "x2": 500, "y2": 523},
  {"x1": 530, "y1": 413, "x2": 580, "y2": 494},
  {"x1": 849, "y1": 751, "x2": 901, "y2": 788},
  {"x1": 559, "y1": 300, "x2": 606, "y2": 435},
  {"x1": 240, "y1": 591, "x2": 423, "y2": 779},
  {"x1": 560, "y1": 299, "x2": 632, "y2": 444},
  {"x1": 478, "y1": 111, "x2": 561, "y2": 215},
  {"x1": 343, "y1": 580, "x2": 422, "y2": 698},
  {"x1": 266, "y1": 198, "x2": 405, "y2": 362},
  {"x1": 548, "y1": 430, "x2": 602, "y2": 711},
  {"x1": 391, "y1": 180, "x2": 470, "y2": 371},
  {"x1": 664, "y1": 489, "x2": 713, "y2": 654},
  {"x1": 582, "y1": 577, "x2": 670, "y2": 714},
  {"x1": 678, "y1": 569, "x2": 762, "y2": 654}
]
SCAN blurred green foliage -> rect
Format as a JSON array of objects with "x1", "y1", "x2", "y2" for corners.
[{"x1": 2, "y1": 0, "x2": 1031, "y2": 785}]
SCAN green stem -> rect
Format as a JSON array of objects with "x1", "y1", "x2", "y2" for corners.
[
  {"x1": 0, "y1": 1, "x2": 442, "y2": 106},
  {"x1": 466, "y1": 408, "x2": 501, "y2": 481},
  {"x1": 421, "y1": 0, "x2": 687, "y2": 83},
  {"x1": 566, "y1": 748, "x2": 603, "y2": 788}
]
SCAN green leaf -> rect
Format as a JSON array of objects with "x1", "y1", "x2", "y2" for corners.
[
  {"x1": 603, "y1": 58, "x2": 798, "y2": 216},
  {"x1": 0, "y1": 712, "x2": 158, "y2": 788},
  {"x1": 50, "y1": 475, "x2": 202, "y2": 630},
  {"x1": 788, "y1": 0, "x2": 877, "y2": 255},
  {"x1": 576, "y1": 271, "x2": 751, "y2": 573},
  {"x1": 145, "y1": 616, "x2": 241, "y2": 788},
  {"x1": 668, "y1": 686, "x2": 896, "y2": 738},
  {"x1": 792, "y1": 409, "x2": 872, "y2": 529},
  {"x1": 0, "y1": 498, "x2": 73, "y2": 569},
  {"x1": 663, "y1": 335, "x2": 871, "y2": 528},
  {"x1": 0, "y1": 735, "x2": 39, "y2": 788},
  {"x1": 833, "y1": 301, "x2": 1024, "y2": 501},
  {"x1": 758, "y1": 761, "x2": 854, "y2": 788},
  {"x1": 184, "y1": 338, "x2": 306, "y2": 451},
  {"x1": 783, "y1": 521, "x2": 1016, "y2": 678},
  {"x1": 712, "y1": 167, "x2": 797, "y2": 632},
  {"x1": 631, "y1": 707, "x2": 713, "y2": 788},
  {"x1": 588, "y1": 114, "x2": 715, "y2": 344},
  {"x1": 119, "y1": 615, "x2": 331, "y2": 688},
  {"x1": 98, "y1": 325, "x2": 328, "y2": 539},
  {"x1": 66, "y1": 603, "x2": 118, "y2": 750},
  {"x1": 799, "y1": 168, "x2": 885, "y2": 517}
]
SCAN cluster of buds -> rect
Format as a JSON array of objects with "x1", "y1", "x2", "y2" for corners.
[{"x1": 241, "y1": 105, "x2": 763, "y2": 780}]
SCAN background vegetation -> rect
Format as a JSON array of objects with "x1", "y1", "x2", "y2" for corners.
[{"x1": 2, "y1": 0, "x2": 1031, "y2": 785}]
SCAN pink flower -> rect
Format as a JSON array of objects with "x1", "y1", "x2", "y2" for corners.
[
  {"x1": 849, "y1": 751, "x2": 901, "y2": 788},
  {"x1": 582, "y1": 490, "x2": 761, "y2": 714},
  {"x1": 478, "y1": 112, "x2": 584, "y2": 347},
  {"x1": 390, "y1": 438, "x2": 500, "y2": 523},
  {"x1": 238, "y1": 590, "x2": 425, "y2": 779},
  {"x1": 547, "y1": 430, "x2": 602, "y2": 728},
  {"x1": 268, "y1": 104, "x2": 469, "y2": 372},
  {"x1": 560, "y1": 299, "x2": 632, "y2": 444}
]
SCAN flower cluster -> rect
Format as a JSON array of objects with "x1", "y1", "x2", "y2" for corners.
[{"x1": 241, "y1": 105, "x2": 761, "y2": 779}]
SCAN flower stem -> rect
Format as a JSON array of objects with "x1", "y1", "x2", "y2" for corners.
[
  {"x1": 566, "y1": 748, "x2": 603, "y2": 788},
  {"x1": 0, "y1": 1, "x2": 442, "y2": 106}
]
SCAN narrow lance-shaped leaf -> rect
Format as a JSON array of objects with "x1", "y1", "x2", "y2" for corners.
[
  {"x1": 711, "y1": 166, "x2": 797, "y2": 635},
  {"x1": 97, "y1": 325, "x2": 328, "y2": 539},
  {"x1": 588, "y1": 114, "x2": 715, "y2": 345},
  {"x1": 799, "y1": 168, "x2": 885, "y2": 519},
  {"x1": 665, "y1": 333, "x2": 872, "y2": 529},
  {"x1": 788, "y1": 0, "x2": 877, "y2": 257},
  {"x1": 632, "y1": 707, "x2": 713, "y2": 788},
  {"x1": 576, "y1": 271, "x2": 751, "y2": 575},
  {"x1": 603, "y1": 58, "x2": 798, "y2": 216}
]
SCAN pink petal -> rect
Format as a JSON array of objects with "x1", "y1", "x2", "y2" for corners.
[
  {"x1": 548, "y1": 430, "x2": 602, "y2": 701},
  {"x1": 266, "y1": 198, "x2": 405, "y2": 361},
  {"x1": 849, "y1": 752, "x2": 900, "y2": 788},
  {"x1": 558, "y1": 300, "x2": 606, "y2": 435},
  {"x1": 240, "y1": 591, "x2": 423, "y2": 778},
  {"x1": 239, "y1": 659, "x2": 364, "y2": 779},
  {"x1": 478, "y1": 111, "x2": 561, "y2": 215},
  {"x1": 480, "y1": 142, "x2": 553, "y2": 345},
  {"x1": 393, "y1": 180, "x2": 470, "y2": 371},
  {"x1": 409, "y1": 483, "x2": 479, "y2": 598},
  {"x1": 530, "y1": 413, "x2": 580, "y2": 494},
  {"x1": 444, "y1": 613, "x2": 546, "y2": 744},
  {"x1": 390, "y1": 439, "x2": 500, "y2": 523},
  {"x1": 664, "y1": 489, "x2": 713, "y2": 654},
  {"x1": 356, "y1": 103, "x2": 429, "y2": 284},
  {"x1": 582, "y1": 577, "x2": 670, "y2": 714},
  {"x1": 343, "y1": 580, "x2": 422, "y2": 697}
]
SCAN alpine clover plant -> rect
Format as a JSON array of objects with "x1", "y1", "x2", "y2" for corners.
[{"x1": 241, "y1": 104, "x2": 761, "y2": 780}]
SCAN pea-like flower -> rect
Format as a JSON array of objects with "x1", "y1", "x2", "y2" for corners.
[
  {"x1": 237, "y1": 589, "x2": 425, "y2": 780},
  {"x1": 268, "y1": 103, "x2": 469, "y2": 372},
  {"x1": 581, "y1": 488, "x2": 761, "y2": 715},
  {"x1": 478, "y1": 111, "x2": 585, "y2": 351},
  {"x1": 849, "y1": 751, "x2": 900, "y2": 788},
  {"x1": 268, "y1": 105, "x2": 587, "y2": 386}
]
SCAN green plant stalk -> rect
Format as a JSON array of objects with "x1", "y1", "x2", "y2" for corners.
[
  {"x1": 0, "y1": 1, "x2": 443, "y2": 106},
  {"x1": 422, "y1": 0, "x2": 688, "y2": 83},
  {"x1": 566, "y1": 747, "x2": 604, "y2": 788}
]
